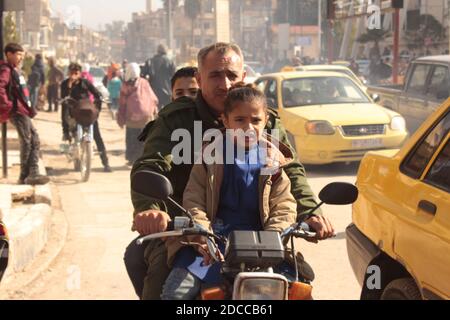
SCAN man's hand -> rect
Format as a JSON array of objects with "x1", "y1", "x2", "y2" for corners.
[
  {"x1": 305, "y1": 215, "x2": 335, "y2": 242},
  {"x1": 134, "y1": 210, "x2": 171, "y2": 236}
]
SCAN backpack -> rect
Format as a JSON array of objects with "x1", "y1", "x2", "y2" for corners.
[{"x1": 28, "y1": 70, "x2": 41, "y2": 88}]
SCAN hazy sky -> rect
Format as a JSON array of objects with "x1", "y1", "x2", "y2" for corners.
[{"x1": 49, "y1": 0, "x2": 163, "y2": 30}]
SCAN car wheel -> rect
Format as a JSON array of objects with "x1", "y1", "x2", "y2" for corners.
[{"x1": 381, "y1": 278, "x2": 422, "y2": 300}]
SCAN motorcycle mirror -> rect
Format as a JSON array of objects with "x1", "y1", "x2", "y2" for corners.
[
  {"x1": 318, "y1": 182, "x2": 358, "y2": 205},
  {"x1": 131, "y1": 170, "x2": 174, "y2": 200}
]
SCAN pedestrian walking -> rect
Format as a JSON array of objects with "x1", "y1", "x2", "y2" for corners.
[
  {"x1": 107, "y1": 70, "x2": 122, "y2": 119},
  {"x1": 28, "y1": 54, "x2": 45, "y2": 112},
  {"x1": 46, "y1": 57, "x2": 64, "y2": 112},
  {"x1": 117, "y1": 63, "x2": 158, "y2": 165},
  {"x1": 148, "y1": 45, "x2": 176, "y2": 109}
]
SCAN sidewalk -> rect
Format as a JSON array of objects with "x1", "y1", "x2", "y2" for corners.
[{"x1": 0, "y1": 121, "x2": 67, "y2": 295}]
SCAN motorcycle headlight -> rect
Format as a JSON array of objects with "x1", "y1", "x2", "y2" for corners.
[
  {"x1": 233, "y1": 274, "x2": 288, "y2": 300},
  {"x1": 390, "y1": 116, "x2": 406, "y2": 131},
  {"x1": 305, "y1": 121, "x2": 335, "y2": 135}
]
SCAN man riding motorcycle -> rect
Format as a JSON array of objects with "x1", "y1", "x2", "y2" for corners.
[
  {"x1": 61, "y1": 62, "x2": 112, "y2": 173},
  {"x1": 126, "y1": 43, "x2": 335, "y2": 300}
]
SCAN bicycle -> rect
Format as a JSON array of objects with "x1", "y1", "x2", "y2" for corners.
[{"x1": 60, "y1": 97, "x2": 99, "y2": 182}]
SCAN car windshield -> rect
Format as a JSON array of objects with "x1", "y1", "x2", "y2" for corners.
[
  {"x1": 282, "y1": 77, "x2": 370, "y2": 108},
  {"x1": 90, "y1": 67, "x2": 105, "y2": 78}
]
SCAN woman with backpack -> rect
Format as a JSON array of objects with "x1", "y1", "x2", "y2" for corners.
[{"x1": 117, "y1": 63, "x2": 158, "y2": 165}]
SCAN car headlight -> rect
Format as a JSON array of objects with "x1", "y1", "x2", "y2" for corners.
[
  {"x1": 305, "y1": 121, "x2": 335, "y2": 135},
  {"x1": 233, "y1": 276, "x2": 288, "y2": 300},
  {"x1": 390, "y1": 116, "x2": 406, "y2": 131}
]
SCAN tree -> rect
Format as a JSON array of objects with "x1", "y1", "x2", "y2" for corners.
[
  {"x1": 405, "y1": 14, "x2": 446, "y2": 51},
  {"x1": 275, "y1": 0, "x2": 318, "y2": 25},
  {"x1": 3, "y1": 13, "x2": 19, "y2": 45},
  {"x1": 357, "y1": 29, "x2": 391, "y2": 59},
  {"x1": 184, "y1": 0, "x2": 201, "y2": 48},
  {"x1": 163, "y1": 0, "x2": 180, "y2": 12}
]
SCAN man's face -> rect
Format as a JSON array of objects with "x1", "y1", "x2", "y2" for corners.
[
  {"x1": 69, "y1": 70, "x2": 81, "y2": 81},
  {"x1": 6, "y1": 51, "x2": 25, "y2": 67},
  {"x1": 196, "y1": 50, "x2": 246, "y2": 114},
  {"x1": 172, "y1": 76, "x2": 199, "y2": 100}
]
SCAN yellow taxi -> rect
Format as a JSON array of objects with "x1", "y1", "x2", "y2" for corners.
[
  {"x1": 347, "y1": 99, "x2": 450, "y2": 300},
  {"x1": 255, "y1": 72, "x2": 408, "y2": 164}
]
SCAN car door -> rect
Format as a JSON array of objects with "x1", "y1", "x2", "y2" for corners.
[
  {"x1": 396, "y1": 110, "x2": 450, "y2": 299},
  {"x1": 399, "y1": 63, "x2": 433, "y2": 134},
  {"x1": 426, "y1": 65, "x2": 450, "y2": 113}
]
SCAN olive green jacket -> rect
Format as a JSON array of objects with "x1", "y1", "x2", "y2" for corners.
[{"x1": 130, "y1": 93, "x2": 321, "y2": 231}]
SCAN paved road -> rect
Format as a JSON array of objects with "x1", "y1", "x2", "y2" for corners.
[{"x1": 14, "y1": 109, "x2": 361, "y2": 300}]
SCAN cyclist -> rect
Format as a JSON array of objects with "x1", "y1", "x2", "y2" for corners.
[{"x1": 60, "y1": 62, "x2": 112, "y2": 173}]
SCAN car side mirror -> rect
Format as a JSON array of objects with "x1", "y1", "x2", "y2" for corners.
[{"x1": 371, "y1": 93, "x2": 381, "y2": 103}]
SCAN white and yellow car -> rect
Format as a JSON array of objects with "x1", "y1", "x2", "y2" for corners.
[{"x1": 255, "y1": 71, "x2": 409, "y2": 164}]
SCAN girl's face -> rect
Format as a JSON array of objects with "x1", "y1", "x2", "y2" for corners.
[{"x1": 223, "y1": 100, "x2": 268, "y2": 148}]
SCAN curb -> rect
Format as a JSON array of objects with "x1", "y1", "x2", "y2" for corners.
[
  {"x1": 0, "y1": 153, "x2": 68, "y2": 296},
  {"x1": 0, "y1": 208, "x2": 68, "y2": 299}
]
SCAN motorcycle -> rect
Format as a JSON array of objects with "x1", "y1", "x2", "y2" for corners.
[
  {"x1": 0, "y1": 221, "x2": 9, "y2": 284},
  {"x1": 131, "y1": 170, "x2": 359, "y2": 300}
]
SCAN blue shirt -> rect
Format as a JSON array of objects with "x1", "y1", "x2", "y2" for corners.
[{"x1": 214, "y1": 141, "x2": 263, "y2": 237}]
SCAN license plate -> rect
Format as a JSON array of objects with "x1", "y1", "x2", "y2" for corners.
[{"x1": 352, "y1": 138, "x2": 383, "y2": 149}]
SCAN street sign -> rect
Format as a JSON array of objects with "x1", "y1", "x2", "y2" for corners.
[
  {"x1": 4, "y1": 0, "x2": 25, "y2": 11},
  {"x1": 297, "y1": 36, "x2": 312, "y2": 47}
]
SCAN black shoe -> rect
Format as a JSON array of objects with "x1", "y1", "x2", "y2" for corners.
[
  {"x1": 103, "y1": 165, "x2": 113, "y2": 173},
  {"x1": 25, "y1": 174, "x2": 50, "y2": 185}
]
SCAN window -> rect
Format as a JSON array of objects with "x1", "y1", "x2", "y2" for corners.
[
  {"x1": 402, "y1": 111, "x2": 450, "y2": 179},
  {"x1": 281, "y1": 77, "x2": 369, "y2": 108},
  {"x1": 427, "y1": 66, "x2": 450, "y2": 101},
  {"x1": 265, "y1": 80, "x2": 278, "y2": 109},
  {"x1": 425, "y1": 139, "x2": 450, "y2": 192},
  {"x1": 407, "y1": 64, "x2": 432, "y2": 94},
  {"x1": 255, "y1": 79, "x2": 267, "y2": 92}
]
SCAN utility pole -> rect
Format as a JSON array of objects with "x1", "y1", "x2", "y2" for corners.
[
  {"x1": 0, "y1": 0, "x2": 7, "y2": 179},
  {"x1": 318, "y1": 0, "x2": 322, "y2": 59},
  {"x1": 167, "y1": 0, "x2": 173, "y2": 49},
  {"x1": 393, "y1": 7, "x2": 400, "y2": 84}
]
